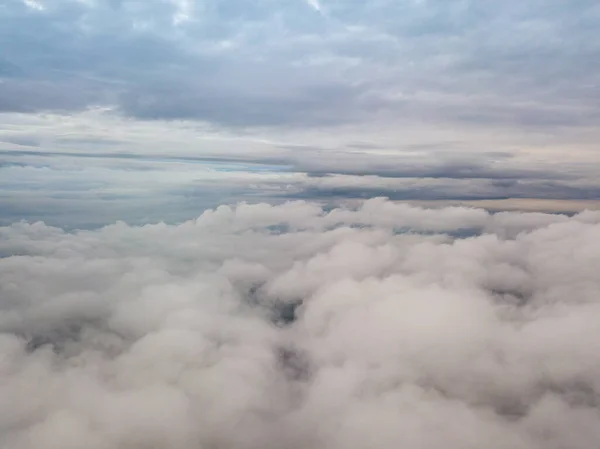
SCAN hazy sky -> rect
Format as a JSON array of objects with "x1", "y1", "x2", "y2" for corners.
[{"x1": 1, "y1": 0, "x2": 600, "y2": 226}]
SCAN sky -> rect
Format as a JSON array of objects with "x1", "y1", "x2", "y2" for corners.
[
  {"x1": 3, "y1": 2, "x2": 600, "y2": 449},
  {"x1": 1, "y1": 0, "x2": 600, "y2": 226}
]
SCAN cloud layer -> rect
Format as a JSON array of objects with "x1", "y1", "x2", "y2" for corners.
[
  {"x1": 2, "y1": 0, "x2": 599, "y2": 129},
  {"x1": 2, "y1": 198, "x2": 600, "y2": 448},
  {"x1": 2, "y1": 0, "x2": 600, "y2": 220}
]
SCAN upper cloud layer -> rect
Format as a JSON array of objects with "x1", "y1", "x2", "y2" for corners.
[
  {"x1": 2, "y1": 0, "x2": 600, "y2": 218},
  {"x1": 1, "y1": 0, "x2": 599, "y2": 129},
  {"x1": 2, "y1": 198, "x2": 600, "y2": 448}
]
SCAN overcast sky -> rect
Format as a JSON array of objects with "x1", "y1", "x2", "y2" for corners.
[
  {"x1": 1, "y1": 0, "x2": 600, "y2": 225},
  {"x1": 3, "y1": 4, "x2": 600, "y2": 448}
]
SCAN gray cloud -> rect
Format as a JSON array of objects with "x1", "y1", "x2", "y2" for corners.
[
  {"x1": 0, "y1": 148, "x2": 578, "y2": 182},
  {"x1": 0, "y1": 135, "x2": 40, "y2": 147},
  {"x1": 2, "y1": 199, "x2": 600, "y2": 448},
  {"x1": 1, "y1": 0, "x2": 598, "y2": 129},
  {"x1": 2, "y1": 148, "x2": 600, "y2": 227}
]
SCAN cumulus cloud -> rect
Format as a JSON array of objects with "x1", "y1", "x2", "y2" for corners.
[{"x1": 2, "y1": 198, "x2": 600, "y2": 448}]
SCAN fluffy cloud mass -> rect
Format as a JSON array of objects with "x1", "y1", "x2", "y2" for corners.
[{"x1": 2, "y1": 198, "x2": 600, "y2": 448}]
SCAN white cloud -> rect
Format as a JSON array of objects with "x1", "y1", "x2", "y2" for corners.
[
  {"x1": 306, "y1": 0, "x2": 323, "y2": 14},
  {"x1": 22, "y1": 0, "x2": 45, "y2": 11},
  {"x1": 171, "y1": 0, "x2": 193, "y2": 25},
  {"x1": 2, "y1": 199, "x2": 600, "y2": 448}
]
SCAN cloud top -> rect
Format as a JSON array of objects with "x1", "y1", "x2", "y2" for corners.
[{"x1": 2, "y1": 198, "x2": 600, "y2": 448}]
